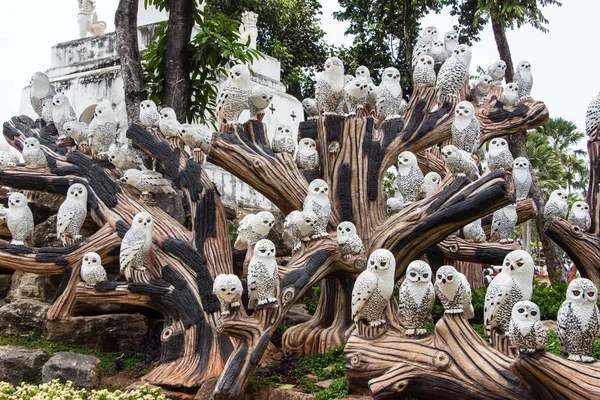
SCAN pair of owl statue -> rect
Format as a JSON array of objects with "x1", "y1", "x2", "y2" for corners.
[{"x1": 543, "y1": 189, "x2": 592, "y2": 232}]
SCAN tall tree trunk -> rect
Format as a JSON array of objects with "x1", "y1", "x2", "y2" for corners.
[
  {"x1": 509, "y1": 132, "x2": 568, "y2": 283},
  {"x1": 115, "y1": 0, "x2": 143, "y2": 124},
  {"x1": 162, "y1": 0, "x2": 194, "y2": 122},
  {"x1": 490, "y1": 12, "x2": 514, "y2": 82},
  {"x1": 402, "y1": 0, "x2": 413, "y2": 82}
]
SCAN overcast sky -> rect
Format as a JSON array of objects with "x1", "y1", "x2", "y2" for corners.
[{"x1": 1, "y1": 0, "x2": 599, "y2": 136}]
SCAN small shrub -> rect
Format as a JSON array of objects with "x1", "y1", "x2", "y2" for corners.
[
  {"x1": 531, "y1": 281, "x2": 568, "y2": 320},
  {"x1": 304, "y1": 285, "x2": 321, "y2": 315},
  {"x1": 0, "y1": 380, "x2": 169, "y2": 400}
]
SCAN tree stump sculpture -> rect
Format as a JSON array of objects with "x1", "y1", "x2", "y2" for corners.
[{"x1": 0, "y1": 77, "x2": 553, "y2": 399}]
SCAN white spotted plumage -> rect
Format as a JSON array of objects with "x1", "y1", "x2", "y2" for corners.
[
  {"x1": 216, "y1": 64, "x2": 253, "y2": 124},
  {"x1": 57, "y1": 183, "x2": 88, "y2": 246},
  {"x1": 41, "y1": 99, "x2": 54, "y2": 124},
  {"x1": 436, "y1": 44, "x2": 471, "y2": 98},
  {"x1": 513, "y1": 157, "x2": 532, "y2": 201},
  {"x1": 88, "y1": 103, "x2": 118, "y2": 157},
  {"x1": 30, "y1": 72, "x2": 55, "y2": 118},
  {"x1": 315, "y1": 57, "x2": 345, "y2": 113},
  {"x1": 395, "y1": 151, "x2": 424, "y2": 202},
  {"x1": 569, "y1": 201, "x2": 591, "y2": 232},
  {"x1": 80, "y1": 252, "x2": 107, "y2": 287},
  {"x1": 295, "y1": 138, "x2": 319, "y2": 169},
  {"x1": 336, "y1": 221, "x2": 365, "y2": 258},
  {"x1": 0, "y1": 140, "x2": 18, "y2": 166},
  {"x1": 120, "y1": 211, "x2": 153, "y2": 281},
  {"x1": 284, "y1": 210, "x2": 317, "y2": 253},
  {"x1": 62, "y1": 121, "x2": 89, "y2": 146},
  {"x1": 342, "y1": 77, "x2": 369, "y2": 114},
  {"x1": 543, "y1": 189, "x2": 568, "y2": 219},
  {"x1": 139, "y1": 100, "x2": 160, "y2": 128},
  {"x1": 487, "y1": 60, "x2": 507, "y2": 86},
  {"x1": 352, "y1": 249, "x2": 396, "y2": 327},
  {"x1": 500, "y1": 82, "x2": 520, "y2": 106},
  {"x1": 399, "y1": 260, "x2": 435, "y2": 335},
  {"x1": 247, "y1": 239, "x2": 278, "y2": 309},
  {"x1": 0, "y1": 192, "x2": 34, "y2": 246},
  {"x1": 121, "y1": 169, "x2": 176, "y2": 196},
  {"x1": 51, "y1": 93, "x2": 77, "y2": 136},
  {"x1": 22, "y1": 138, "x2": 47, "y2": 167},
  {"x1": 515, "y1": 60, "x2": 533, "y2": 100},
  {"x1": 234, "y1": 211, "x2": 275, "y2": 251},
  {"x1": 452, "y1": 101, "x2": 480, "y2": 154},
  {"x1": 107, "y1": 143, "x2": 147, "y2": 172},
  {"x1": 484, "y1": 250, "x2": 535, "y2": 336},
  {"x1": 487, "y1": 138, "x2": 513, "y2": 171},
  {"x1": 419, "y1": 172, "x2": 441, "y2": 199},
  {"x1": 430, "y1": 40, "x2": 448, "y2": 65},
  {"x1": 443, "y1": 31, "x2": 458, "y2": 54},
  {"x1": 376, "y1": 67, "x2": 406, "y2": 119},
  {"x1": 304, "y1": 179, "x2": 331, "y2": 239},
  {"x1": 490, "y1": 204, "x2": 517, "y2": 243},
  {"x1": 272, "y1": 125, "x2": 296, "y2": 155},
  {"x1": 463, "y1": 218, "x2": 486, "y2": 242},
  {"x1": 441, "y1": 145, "x2": 479, "y2": 181},
  {"x1": 248, "y1": 85, "x2": 273, "y2": 120},
  {"x1": 213, "y1": 274, "x2": 243, "y2": 316},
  {"x1": 557, "y1": 278, "x2": 600, "y2": 362},
  {"x1": 158, "y1": 107, "x2": 181, "y2": 138},
  {"x1": 179, "y1": 124, "x2": 212, "y2": 153},
  {"x1": 585, "y1": 91, "x2": 600, "y2": 140},
  {"x1": 413, "y1": 55, "x2": 436, "y2": 87},
  {"x1": 302, "y1": 98, "x2": 319, "y2": 120},
  {"x1": 508, "y1": 300, "x2": 547, "y2": 354},
  {"x1": 470, "y1": 74, "x2": 492, "y2": 106},
  {"x1": 386, "y1": 195, "x2": 405, "y2": 214},
  {"x1": 435, "y1": 265, "x2": 474, "y2": 318}
]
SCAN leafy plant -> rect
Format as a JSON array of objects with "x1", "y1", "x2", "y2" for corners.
[
  {"x1": 531, "y1": 281, "x2": 568, "y2": 321},
  {"x1": 303, "y1": 285, "x2": 321, "y2": 315},
  {"x1": 142, "y1": 4, "x2": 263, "y2": 124}
]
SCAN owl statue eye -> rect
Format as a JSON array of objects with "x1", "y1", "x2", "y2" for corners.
[
  {"x1": 427, "y1": 61, "x2": 432, "y2": 65},
  {"x1": 588, "y1": 292, "x2": 595, "y2": 297},
  {"x1": 423, "y1": 273, "x2": 429, "y2": 278},
  {"x1": 70, "y1": 191, "x2": 74, "y2": 195},
  {"x1": 410, "y1": 272, "x2": 417, "y2": 277},
  {"x1": 370, "y1": 260, "x2": 375, "y2": 265},
  {"x1": 338, "y1": 226, "x2": 343, "y2": 231},
  {"x1": 437, "y1": 274, "x2": 442, "y2": 280},
  {"x1": 518, "y1": 308, "x2": 525, "y2": 313},
  {"x1": 84, "y1": 257, "x2": 89, "y2": 262},
  {"x1": 263, "y1": 220, "x2": 269, "y2": 224},
  {"x1": 346, "y1": 228, "x2": 350, "y2": 232},
  {"x1": 221, "y1": 287, "x2": 227, "y2": 292},
  {"x1": 146, "y1": 218, "x2": 152, "y2": 223},
  {"x1": 530, "y1": 310, "x2": 537, "y2": 316},
  {"x1": 573, "y1": 290, "x2": 581, "y2": 296},
  {"x1": 138, "y1": 219, "x2": 143, "y2": 223},
  {"x1": 92, "y1": 258, "x2": 97, "y2": 263},
  {"x1": 260, "y1": 249, "x2": 266, "y2": 253},
  {"x1": 380, "y1": 262, "x2": 386, "y2": 267},
  {"x1": 235, "y1": 71, "x2": 241, "y2": 76},
  {"x1": 314, "y1": 188, "x2": 319, "y2": 192},
  {"x1": 447, "y1": 275, "x2": 453, "y2": 281}
]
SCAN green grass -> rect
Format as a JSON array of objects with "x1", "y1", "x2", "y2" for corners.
[{"x1": 0, "y1": 330, "x2": 150, "y2": 377}]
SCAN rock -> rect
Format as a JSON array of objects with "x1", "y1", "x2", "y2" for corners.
[
  {"x1": 304, "y1": 374, "x2": 319, "y2": 381},
  {"x1": 0, "y1": 273, "x2": 12, "y2": 299},
  {"x1": 542, "y1": 320, "x2": 556, "y2": 332},
  {"x1": 323, "y1": 366, "x2": 333, "y2": 373},
  {"x1": 0, "y1": 346, "x2": 48, "y2": 385},
  {"x1": 42, "y1": 352, "x2": 100, "y2": 389},
  {"x1": 6, "y1": 271, "x2": 61, "y2": 302},
  {"x1": 315, "y1": 379, "x2": 334, "y2": 389},
  {"x1": 195, "y1": 377, "x2": 219, "y2": 400},
  {"x1": 0, "y1": 299, "x2": 50, "y2": 332},
  {"x1": 269, "y1": 388, "x2": 314, "y2": 400},
  {"x1": 283, "y1": 304, "x2": 311, "y2": 325},
  {"x1": 46, "y1": 314, "x2": 148, "y2": 352}
]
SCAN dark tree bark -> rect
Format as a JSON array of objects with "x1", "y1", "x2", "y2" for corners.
[
  {"x1": 115, "y1": 0, "x2": 144, "y2": 124},
  {"x1": 402, "y1": 0, "x2": 413, "y2": 81},
  {"x1": 162, "y1": 0, "x2": 194, "y2": 122},
  {"x1": 490, "y1": 13, "x2": 514, "y2": 82}
]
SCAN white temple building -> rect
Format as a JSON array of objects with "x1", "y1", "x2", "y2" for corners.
[{"x1": 18, "y1": 3, "x2": 303, "y2": 210}]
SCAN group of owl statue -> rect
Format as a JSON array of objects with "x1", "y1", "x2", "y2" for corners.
[
  {"x1": 392, "y1": 249, "x2": 600, "y2": 362},
  {"x1": 212, "y1": 177, "x2": 366, "y2": 314}
]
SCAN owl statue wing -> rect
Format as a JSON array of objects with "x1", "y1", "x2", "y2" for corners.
[
  {"x1": 556, "y1": 303, "x2": 571, "y2": 348},
  {"x1": 595, "y1": 305, "x2": 600, "y2": 336},
  {"x1": 534, "y1": 320, "x2": 547, "y2": 348},
  {"x1": 397, "y1": 281, "x2": 409, "y2": 311},
  {"x1": 484, "y1": 273, "x2": 512, "y2": 327},
  {"x1": 119, "y1": 229, "x2": 146, "y2": 272},
  {"x1": 56, "y1": 203, "x2": 76, "y2": 237},
  {"x1": 351, "y1": 271, "x2": 377, "y2": 320},
  {"x1": 460, "y1": 275, "x2": 474, "y2": 319}
]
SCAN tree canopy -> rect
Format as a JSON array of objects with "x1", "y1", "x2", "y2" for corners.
[{"x1": 205, "y1": 0, "x2": 329, "y2": 99}]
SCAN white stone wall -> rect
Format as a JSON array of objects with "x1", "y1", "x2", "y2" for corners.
[{"x1": 18, "y1": 23, "x2": 303, "y2": 211}]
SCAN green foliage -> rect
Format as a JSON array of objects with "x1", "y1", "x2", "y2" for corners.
[
  {"x1": 248, "y1": 347, "x2": 347, "y2": 399},
  {"x1": 527, "y1": 118, "x2": 588, "y2": 198},
  {"x1": 0, "y1": 380, "x2": 169, "y2": 400},
  {"x1": 142, "y1": 3, "x2": 262, "y2": 124},
  {"x1": 303, "y1": 285, "x2": 321, "y2": 315},
  {"x1": 383, "y1": 169, "x2": 396, "y2": 199},
  {"x1": 531, "y1": 281, "x2": 568, "y2": 320},
  {"x1": 205, "y1": 0, "x2": 328, "y2": 99},
  {"x1": 0, "y1": 330, "x2": 149, "y2": 377},
  {"x1": 545, "y1": 330, "x2": 562, "y2": 355},
  {"x1": 473, "y1": 0, "x2": 562, "y2": 33}
]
